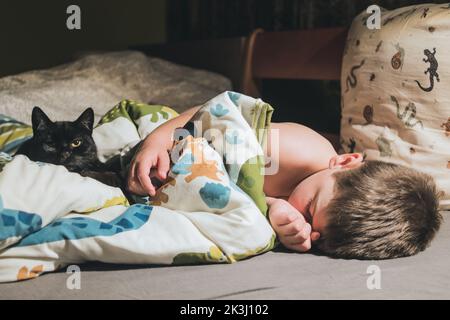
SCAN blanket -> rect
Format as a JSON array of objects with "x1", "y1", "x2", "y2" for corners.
[{"x1": 0, "y1": 91, "x2": 276, "y2": 282}]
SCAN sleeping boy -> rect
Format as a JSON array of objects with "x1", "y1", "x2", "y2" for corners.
[{"x1": 127, "y1": 104, "x2": 442, "y2": 259}]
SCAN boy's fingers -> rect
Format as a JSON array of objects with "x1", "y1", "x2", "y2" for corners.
[
  {"x1": 266, "y1": 196, "x2": 277, "y2": 206},
  {"x1": 287, "y1": 237, "x2": 312, "y2": 253},
  {"x1": 311, "y1": 231, "x2": 321, "y2": 242},
  {"x1": 276, "y1": 218, "x2": 305, "y2": 236},
  {"x1": 127, "y1": 162, "x2": 136, "y2": 189},
  {"x1": 137, "y1": 160, "x2": 156, "y2": 196},
  {"x1": 296, "y1": 238, "x2": 312, "y2": 252},
  {"x1": 271, "y1": 209, "x2": 298, "y2": 226},
  {"x1": 285, "y1": 223, "x2": 312, "y2": 243},
  {"x1": 157, "y1": 151, "x2": 170, "y2": 180},
  {"x1": 127, "y1": 162, "x2": 146, "y2": 195}
]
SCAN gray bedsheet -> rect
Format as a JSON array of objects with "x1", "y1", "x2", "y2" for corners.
[{"x1": 1, "y1": 212, "x2": 448, "y2": 300}]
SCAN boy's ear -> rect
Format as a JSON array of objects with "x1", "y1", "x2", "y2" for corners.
[
  {"x1": 32, "y1": 106, "x2": 52, "y2": 133},
  {"x1": 75, "y1": 108, "x2": 94, "y2": 132},
  {"x1": 329, "y1": 153, "x2": 363, "y2": 170}
]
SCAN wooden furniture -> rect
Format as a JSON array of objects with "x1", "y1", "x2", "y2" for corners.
[{"x1": 133, "y1": 27, "x2": 348, "y2": 150}]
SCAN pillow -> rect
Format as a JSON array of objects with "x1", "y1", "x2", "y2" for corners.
[
  {"x1": 0, "y1": 51, "x2": 231, "y2": 124},
  {"x1": 340, "y1": 3, "x2": 450, "y2": 209}
]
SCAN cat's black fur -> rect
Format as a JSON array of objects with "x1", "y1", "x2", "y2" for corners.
[{"x1": 16, "y1": 107, "x2": 124, "y2": 189}]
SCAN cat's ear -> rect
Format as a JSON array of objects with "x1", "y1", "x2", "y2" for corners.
[
  {"x1": 32, "y1": 106, "x2": 52, "y2": 133},
  {"x1": 75, "y1": 108, "x2": 94, "y2": 132}
]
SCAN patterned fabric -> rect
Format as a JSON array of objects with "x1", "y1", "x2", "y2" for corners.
[
  {"x1": 0, "y1": 115, "x2": 32, "y2": 155},
  {"x1": 340, "y1": 3, "x2": 450, "y2": 209},
  {"x1": 0, "y1": 92, "x2": 275, "y2": 282}
]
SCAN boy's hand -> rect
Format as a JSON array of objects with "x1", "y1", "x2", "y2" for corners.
[
  {"x1": 126, "y1": 105, "x2": 201, "y2": 196},
  {"x1": 127, "y1": 138, "x2": 170, "y2": 196},
  {"x1": 266, "y1": 197, "x2": 320, "y2": 252}
]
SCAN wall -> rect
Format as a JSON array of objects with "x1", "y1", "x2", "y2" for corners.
[{"x1": 0, "y1": 0, "x2": 167, "y2": 77}]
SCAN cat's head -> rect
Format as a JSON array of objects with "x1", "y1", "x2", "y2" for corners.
[{"x1": 30, "y1": 106, "x2": 99, "y2": 171}]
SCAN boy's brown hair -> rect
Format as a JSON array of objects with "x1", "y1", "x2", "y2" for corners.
[{"x1": 316, "y1": 160, "x2": 442, "y2": 260}]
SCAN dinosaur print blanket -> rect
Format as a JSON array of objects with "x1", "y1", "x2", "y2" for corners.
[{"x1": 0, "y1": 92, "x2": 276, "y2": 282}]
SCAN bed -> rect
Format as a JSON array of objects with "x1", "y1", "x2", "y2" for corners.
[{"x1": 0, "y1": 28, "x2": 449, "y2": 300}]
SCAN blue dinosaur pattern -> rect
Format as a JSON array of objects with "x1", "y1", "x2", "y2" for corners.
[
  {"x1": 171, "y1": 153, "x2": 194, "y2": 175},
  {"x1": 16, "y1": 204, "x2": 153, "y2": 247},
  {"x1": 225, "y1": 130, "x2": 244, "y2": 145},
  {"x1": 0, "y1": 196, "x2": 43, "y2": 242},
  {"x1": 210, "y1": 103, "x2": 229, "y2": 117},
  {"x1": 199, "y1": 182, "x2": 231, "y2": 209},
  {"x1": 227, "y1": 91, "x2": 241, "y2": 106}
]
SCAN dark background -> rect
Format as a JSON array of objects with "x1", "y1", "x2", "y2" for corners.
[{"x1": 1, "y1": 0, "x2": 446, "y2": 133}]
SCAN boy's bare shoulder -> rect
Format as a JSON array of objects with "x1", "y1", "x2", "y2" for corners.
[
  {"x1": 263, "y1": 122, "x2": 336, "y2": 197},
  {"x1": 267, "y1": 122, "x2": 335, "y2": 163}
]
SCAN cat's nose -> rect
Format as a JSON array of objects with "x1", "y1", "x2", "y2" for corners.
[{"x1": 60, "y1": 151, "x2": 71, "y2": 162}]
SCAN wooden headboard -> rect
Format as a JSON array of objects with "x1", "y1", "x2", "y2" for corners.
[
  {"x1": 242, "y1": 27, "x2": 347, "y2": 96},
  {"x1": 133, "y1": 27, "x2": 348, "y2": 149},
  {"x1": 133, "y1": 27, "x2": 347, "y2": 95}
]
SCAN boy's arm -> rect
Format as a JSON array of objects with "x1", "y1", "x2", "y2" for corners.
[
  {"x1": 267, "y1": 122, "x2": 335, "y2": 172},
  {"x1": 264, "y1": 122, "x2": 336, "y2": 197},
  {"x1": 127, "y1": 106, "x2": 201, "y2": 196}
]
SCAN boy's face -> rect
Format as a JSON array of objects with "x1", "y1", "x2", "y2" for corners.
[{"x1": 288, "y1": 153, "x2": 364, "y2": 237}]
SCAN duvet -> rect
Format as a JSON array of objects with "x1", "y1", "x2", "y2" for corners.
[{"x1": 0, "y1": 91, "x2": 276, "y2": 282}]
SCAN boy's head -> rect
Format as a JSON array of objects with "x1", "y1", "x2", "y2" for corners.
[{"x1": 289, "y1": 154, "x2": 442, "y2": 260}]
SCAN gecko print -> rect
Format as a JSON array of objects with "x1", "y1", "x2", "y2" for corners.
[
  {"x1": 376, "y1": 135, "x2": 393, "y2": 157},
  {"x1": 391, "y1": 44, "x2": 405, "y2": 70},
  {"x1": 375, "y1": 41, "x2": 383, "y2": 52},
  {"x1": 441, "y1": 117, "x2": 450, "y2": 136},
  {"x1": 391, "y1": 96, "x2": 424, "y2": 129},
  {"x1": 345, "y1": 59, "x2": 365, "y2": 92},
  {"x1": 341, "y1": 4, "x2": 450, "y2": 209},
  {"x1": 415, "y1": 48, "x2": 439, "y2": 92},
  {"x1": 363, "y1": 105, "x2": 374, "y2": 124},
  {"x1": 347, "y1": 138, "x2": 357, "y2": 153}
]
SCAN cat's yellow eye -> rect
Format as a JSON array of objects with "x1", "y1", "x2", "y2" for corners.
[{"x1": 70, "y1": 139, "x2": 82, "y2": 148}]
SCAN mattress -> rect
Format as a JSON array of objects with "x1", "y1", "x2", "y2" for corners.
[{"x1": 1, "y1": 213, "x2": 448, "y2": 300}]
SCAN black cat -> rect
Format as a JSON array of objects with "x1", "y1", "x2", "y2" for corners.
[{"x1": 16, "y1": 107, "x2": 124, "y2": 189}]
